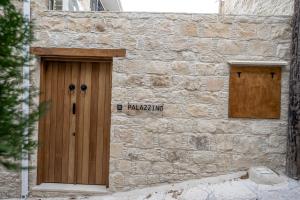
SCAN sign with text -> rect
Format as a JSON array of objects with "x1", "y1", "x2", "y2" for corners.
[{"x1": 117, "y1": 103, "x2": 164, "y2": 112}]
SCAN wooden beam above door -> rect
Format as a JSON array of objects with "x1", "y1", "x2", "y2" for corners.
[{"x1": 30, "y1": 47, "x2": 126, "y2": 58}]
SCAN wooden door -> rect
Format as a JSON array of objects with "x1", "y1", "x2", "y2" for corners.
[{"x1": 37, "y1": 60, "x2": 112, "y2": 185}]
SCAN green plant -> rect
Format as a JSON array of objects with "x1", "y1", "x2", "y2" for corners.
[{"x1": 0, "y1": 0, "x2": 42, "y2": 169}]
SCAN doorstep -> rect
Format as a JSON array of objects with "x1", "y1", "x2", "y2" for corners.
[{"x1": 32, "y1": 183, "x2": 110, "y2": 194}]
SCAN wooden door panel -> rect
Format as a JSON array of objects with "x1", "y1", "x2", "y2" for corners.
[
  {"x1": 75, "y1": 62, "x2": 85, "y2": 184},
  {"x1": 61, "y1": 63, "x2": 72, "y2": 183},
  {"x1": 39, "y1": 61, "x2": 79, "y2": 183},
  {"x1": 54, "y1": 62, "x2": 66, "y2": 182},
  {"x1": 82, "y1": 63, "x2": 92, "y2": 184},
  {"x1": 43, "y1": 62, "x2": 53, "y2": 183},
  {"x1": 68, "y1": 62, "x2": 80, "y2": 183},
  {"x1": 88, "y1": 63, "x2": 100, "y2": 184},
  {"x1": 76, "y1": 62, "x2": 93, "y2": 184},
  {"x1": 48, "y1": 62, "x2": 58, "y2": 182},
  {"x1": 103, "y1": 62, "x2": 112, "y2": 185},
  {"x1": 37, "y1": 60, "x2": 46, "y2": 184},
  {"x1": 94, "y1": 63, "x2": 106, "y2": 184},
  {"x1": 76, "y1": 62, "x2": 110, "y2": 185}
]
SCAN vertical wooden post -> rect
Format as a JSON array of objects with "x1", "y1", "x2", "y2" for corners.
[{"x1": 287, "y1": 0, "x2": 300, "y2": 179}]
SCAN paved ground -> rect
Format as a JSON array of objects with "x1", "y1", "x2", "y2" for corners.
[
  {"x1": 89, "y1": 177, "x2": 300, "y2": 200},
  {"x1": 27, "y1": 171, "x2": 300, "y2": 200}
]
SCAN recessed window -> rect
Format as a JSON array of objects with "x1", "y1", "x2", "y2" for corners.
[
  {"x1": 229, "y1": 66, "x2": 281, "y2": 119},
  {"x1": 122, "y1": 0, "x2": 219, "y2": 13},
  {"x1": 49, "y1": 0, "x2": 220, "y2": 13},
  {"x1": 49, "y1": 0, "x2": 122, "y2": 11}
]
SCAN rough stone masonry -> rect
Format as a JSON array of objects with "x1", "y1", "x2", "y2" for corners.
[
  {"x1": 0, "y1": 0, "x2": 293, "y2": 198},
  {"x1": 224, "y1": 0, "x2": 294, "y2": 16}
]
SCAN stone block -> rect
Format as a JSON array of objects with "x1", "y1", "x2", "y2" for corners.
[
  {"x1": 144, "y1": 118, "x2": 168, "y2": 133},
  {"x1": 146, "y1": 175, "x2": 161, "y2": 184},
  {"x1": 185, "y1": 104, "x2": 209, "y2": 117},
  {"x1": 175, "y1": 162, "x2": 201, "y2": 174},
  {"x1": 248, "y1": 166, "x2": 286, "y2": 185},
  {"x1": 163, "y1": 104, "x2": 184, "y2": 118},
  {"x1": 184, "y1": 77, "x2": 202, "y2": 91},
  {"x1": 152, "y1": 162, "x2": 174, "y2": 174},
  {"x1": 163, "y1": 151, "x2": 182, "y2": 163},
  {"x1": 136, "y1": 161, "x2": 152, "y2": 174},
  {"x1": 179, "y1": 22, "x2": 198, "y2": 37},
  {"x1": 113, "y1": 127, "x2": 135, "y2": 144},
  {"x1": 147, "y1": 61, "x2": 171, "y2": 75},
  {"x1": 136, "y1": 133, "x2": 154, "y2": 149},
  {"x1": 200, "y1": 23, "x2": 232, "y2": 38},
  {"x1": 187, "y1": 92, "x2": 219, "y2": 105},
  {"x1": 67, "y1": 18, "x2": 93, "y2": 32},
  {"x1": 169, "y1": 119, "x2": 194, "y2": 133},
  {"x1": 192, "y1": 152, "x2": 217, "y2": 166},
  {"x1": 257, "y1": 24, "x2": 272, "y2": 40},
  {"x1": 159, "y1": 134, "x2": 186, "y2": 149},
  {"x1": 217, "y1": 40, "x2": 246, "y2": 55},
  {"x1": 216, "y1": 134, "x2": 234, "y2": 152},
  {"x1": 194, "y1": 120, "x2": 217, "y2": 133},
  {"x1": 212, "y1": 181, "x2": 257, "y2": 200},
  {"x1": 110, "y1": 172, "x2": 125, "y2": 187},
  {"x1": 194, "y1": 38, "x2": 214, "y2": 52},
  {"x1": 194, "y1": 63, "x2": 217, "y2": 76},
  {"x1": 247, "y1": 41, "x2": 274, "y2": 56},
  {"x1": 271, "y1": 24, "x2": 292, "y2": 40},
  {"x1": 276, "y1": 43, "x2": 290, "y2": 59},
  {"x1": 181, "y1": 186, "x2": 210, "y2": 200},
  {"x1": 115, "y1": 160, "x2": 133, "y2": 172},
  {"x1": 127, "y1": 88, "x2": 155, "y2": 101},
  {"x1": 171, "y1": 61, "x2": 193, "y2": 75},
  {"x1": 125, "y1": 75, "x2": 145, "y2": 87},
  {"x1": 94, "y1": 34, "x2": 112, "y2": 45},
  {"x1": 188, "y1": 134, "x2": 214, "y2": 151},
  {"x1": 236, "y1": 23, "x2": 257, "y2": 39},
  {"x1": 127, "y1": 175, "x2": 148, "y2": 185},
  {"x1": 205, "y1": 78, "x2": 225, "y2": 92},
  {"x1": 110, "y1": 143, "x2": 124, "y2": 158},
  {"x1": 268, "y1": 136, "x2": 286, "y2": 154},
  {"x1": 150, "y1": 75, "x2": 171, "y2": 87},
  {"x1": 170, "y1": 37, "x2": 191, "y2": 51},
  {"x1": 37, "y1": 17, "x2": 66, "y2": 32}
]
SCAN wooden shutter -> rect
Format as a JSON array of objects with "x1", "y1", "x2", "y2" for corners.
[{"x1": 229, "y1": 66, "x2": 281, "y2": 119}]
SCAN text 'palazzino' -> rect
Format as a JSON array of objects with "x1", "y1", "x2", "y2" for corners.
[{"x1": 127, "y1": 103, "x2": 164, "y2": 112}]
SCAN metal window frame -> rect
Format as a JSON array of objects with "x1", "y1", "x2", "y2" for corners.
[
  {"x1": 49, "y1": 0, "x2": 106, "y2": 11},
  {"x1": 91, "y1": 0, "x2": 106, "y2": 11},
  {"x1": 49, "y1": 0, "x2": 63, "y2": 10}
]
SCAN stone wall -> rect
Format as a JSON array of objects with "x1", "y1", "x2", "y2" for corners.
[
  {"x1": 0, "y1": 166, "x2": 21, "y2": 198},
  {"x1": 0, "y1": 1, "x2": 288, "y2": 197},
  {"x1": 224, "y1": 0, "x2": 294, "y2": 16},
  {"x1": 30, "y1": 9, "x2": 291, "y2": 192}
]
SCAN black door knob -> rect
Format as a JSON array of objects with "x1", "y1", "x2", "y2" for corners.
[
  {"x1": 69, "y1": 84, "x2": 75, "y2": 91},
  {"x1": 81, "y1": 84, "x2": 87, "y2": 91}
]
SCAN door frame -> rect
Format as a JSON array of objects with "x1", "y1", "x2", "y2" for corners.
[{"x1": 32, "y1": 47, "x2": 126, "y2": 188}]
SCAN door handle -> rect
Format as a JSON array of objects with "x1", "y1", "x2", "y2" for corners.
[
  {"x1": 72, "y1": 103, "x2": 76, "y2": 114},
  {"x1": 81, "y1": 84, "x2": 87, "y2": 92},
  {"x1": 69, "y1": 84, "x2": 75, "y2": 92}
]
